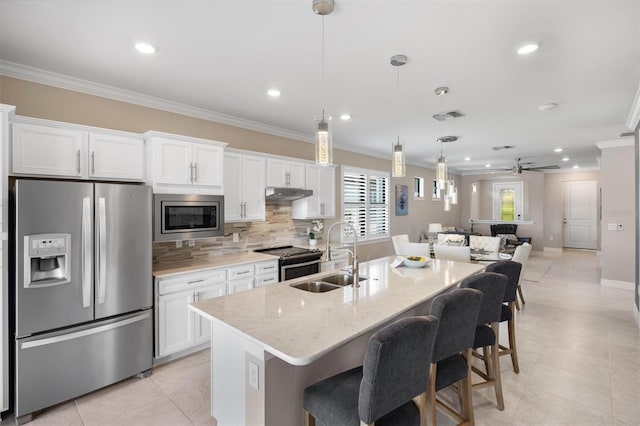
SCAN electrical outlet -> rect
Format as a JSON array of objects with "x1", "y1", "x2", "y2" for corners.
[
  {"x1": 248, "y1": 362, "x2": 259, "y2": 390},
  {"x1": 233, "y1": 232, "x2": 239, "y2": 242},
  {"x1": 618, "y1": 224, "x2": 624, "y2": 231},
  {"x1": 608, "y1": 223, "x2": 617, "y2": 231},
  {"x1": 188, "y1": 239, "x2": 195, "y2": 247},
  {"x1": 176, "y1": 240, "x2": 182, "y2": 248}
]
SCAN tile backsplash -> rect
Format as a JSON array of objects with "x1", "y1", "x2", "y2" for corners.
[{"x1": 152, "y1": 203, "x2": 321, "y2": 264}]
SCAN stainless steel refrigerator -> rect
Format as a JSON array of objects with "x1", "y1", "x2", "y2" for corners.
[{"x1": 13, "y1": 179, "x2": 152, "y2": 419}]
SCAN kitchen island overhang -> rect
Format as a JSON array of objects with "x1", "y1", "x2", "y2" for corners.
[{"x1": 190, "y1": 256, "x2": 484, "y2": 426}]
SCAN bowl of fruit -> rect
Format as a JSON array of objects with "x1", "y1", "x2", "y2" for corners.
[{"x1": 403, "y1": 255, "x2": 430, "y2": 268}]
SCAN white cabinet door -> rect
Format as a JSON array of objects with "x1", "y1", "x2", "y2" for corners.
[
  {"x1": 193, "y1": 143, "x2": 224, "y2": 189},
  {"x1": 88, "y1": 133, "x2": 144, "y2": 181},
  {"x1": 12, "y1": 123, "x2": 85, "y2": 178},
  {"x1": 194, "y1": 281, "x2": 227, "y2": 345},
  {"x1": 288, "y1": 161, "x2": 306, "y2": 188},
  {"x1": 242, "y1": 155, "x2": 266, "y2": 221},
  {"x1": 157, "y1": 290, "x2": 195, "y2": 357},
  {"x1": 228, "y1": 277, "x2": 254, "y2": 293},
  {"x1": 318, "y1": 166, "x2": 336, "y2": 217},
  {"x1": 266, "y1": 158, "x2": 305, "y2": 188},
  {"x1": 266, "y1": 158, "x2": 288, "y2": 187},
  {"x1": 224, "y1": 152, "x2": 243, "y2": 221},
  {"x1": 292, "y1": 165, "x2": 335, "y2": 219},
  {"x1": 152, "y1": 137, "x2": 193, "y2": 185}
]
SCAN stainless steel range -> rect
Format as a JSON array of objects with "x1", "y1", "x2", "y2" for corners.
[{"x1": 254, "y1": 246, "x2": 323, "y2": 281}]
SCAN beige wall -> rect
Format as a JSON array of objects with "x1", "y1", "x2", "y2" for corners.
[
  {"x1": 543, "y1": 171, "x2": 602, "y2": 250},
  {"x1": 0, "y1": 76, "x2": 464, "y2": 261},
  {"x1": 600, "y1": 146, "x2": 635, "y2": 283}
]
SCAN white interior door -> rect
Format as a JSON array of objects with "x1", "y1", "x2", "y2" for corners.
[{"x1": 563, "y1": 180, "x2": 598, "y2": 249}]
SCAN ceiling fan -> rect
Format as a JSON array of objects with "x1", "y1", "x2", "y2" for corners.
[{"x1": 500, "y1": 158, "x2": 561, "y2": 175}]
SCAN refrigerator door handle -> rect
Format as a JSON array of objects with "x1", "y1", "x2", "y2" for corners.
[
  {"x1": 82, "y1": 197, "x2": 92, "y2": 308},
  {"x1": 97, "y1": 197, "x2": 107, "y2": 304}
]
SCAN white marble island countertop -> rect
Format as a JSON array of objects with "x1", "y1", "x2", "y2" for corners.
[{"x1": 190, "y1": 256, "x2": 484, "y2": 366}]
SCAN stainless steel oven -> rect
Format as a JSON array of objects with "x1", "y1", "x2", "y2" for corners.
[
  {"x1": 254, "y1": 246, "x2": 323, "y2": 281},
  {"x1": 153, "y1": 194, "x2": 224, "y2": 242}
]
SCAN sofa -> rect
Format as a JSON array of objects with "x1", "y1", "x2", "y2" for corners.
[{"x1": 489, "y1": 224, "x2": 531, "y2": 247}]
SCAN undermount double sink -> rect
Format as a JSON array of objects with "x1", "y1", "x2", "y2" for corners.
[{"x1": 290, "y1": 273, "x2": 367, "y2": 293}]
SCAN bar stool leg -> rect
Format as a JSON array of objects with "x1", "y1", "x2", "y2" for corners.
[
  {"x1": 508, "y1": 302, "x2": 520, "y2": 374},
  {"x1": 491, "y1": 323, "x2": 505, "y2": 410}
]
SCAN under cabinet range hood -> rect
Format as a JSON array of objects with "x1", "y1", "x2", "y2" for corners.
[{"x1": 265, "y1": 187, "x2": 313, "y2": 202}]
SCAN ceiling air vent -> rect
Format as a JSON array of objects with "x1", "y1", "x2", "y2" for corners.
[
  {"x1": 432, "y1": 110, "x2": 464, "y2": 121},
  {"x1": 437, "y1": 136, "x2": 458, "y2": 143},
  {"x1": 492, "y1": 145, "x2": 515, "y2": 151}
]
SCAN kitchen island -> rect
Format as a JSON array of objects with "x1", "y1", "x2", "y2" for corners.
[{"x1": 190, "y1": 255, "x2": 484, "y2": 426}]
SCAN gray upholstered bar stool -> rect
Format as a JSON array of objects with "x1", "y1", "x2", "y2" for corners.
[
  {"x1": 460, "y1": 272, "x2": 508, "y2": 410},
  {"x1": 303, "y1": 315, "x2": 439, "y2": 426},
  {"x1": 485, "y1": 260, "x2": 523, "y2": 374},
  {"x1": 427, "y1": 288, "x2": 483, "y2": 426}
]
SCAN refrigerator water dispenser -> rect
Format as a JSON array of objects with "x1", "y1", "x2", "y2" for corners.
[{"x1": 24, "y1": 234, "x2": 71, "y2": 287}]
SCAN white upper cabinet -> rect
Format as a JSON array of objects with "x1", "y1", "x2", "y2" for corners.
[
  {"x1": 88, "y1": 133, "x2": 144, "y2": 181},
  {"x1": 292, "y1": 164, "x2": 336, "y2": 219},
  {"x1": 11, "y1": 121, "x2": 144, "y2": 181},
  {"x1": 146, "y1": 131, "x2": 226, "y2": 195},
  {"x1": 224, "y1": 152, "x2": 266, "y2": 222},
  {"x1": 266, "y1": 158, "x2": 305, "y2": 188}
]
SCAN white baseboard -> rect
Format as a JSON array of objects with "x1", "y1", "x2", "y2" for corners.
[
  {"x1": 635, "y1": 304, "x2": 640, "y2": 328},
  {"x1": 600, "y1": 279, "x2": 635, "y2": 290},
  {"x1": 543, "y1": 247, "x2": 563, "y2": 253}
]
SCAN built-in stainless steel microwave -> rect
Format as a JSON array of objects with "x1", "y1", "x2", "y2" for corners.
[{"x1": 153, "y1": 194, "x2": 224, "y2": 242}]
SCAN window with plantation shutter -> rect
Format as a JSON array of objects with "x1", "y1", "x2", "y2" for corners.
[{"x1": 342, "y1": 166, "x2": 389, "y2": 242}]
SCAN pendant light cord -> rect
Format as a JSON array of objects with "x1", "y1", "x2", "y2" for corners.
[{"x1": 321, "y1": 15, "x2": 326, "y2": 120}]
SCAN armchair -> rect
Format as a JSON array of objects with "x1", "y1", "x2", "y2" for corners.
[{"x1": 489, "y1": 224, "x2": 531, "y2": 247}]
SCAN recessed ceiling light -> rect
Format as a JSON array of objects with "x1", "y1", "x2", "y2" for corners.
[
  {"x1": 340, "y1": 114, "x2": 352, "y2": 121},
  {"x1": 485, "y1": 164, "x2": 492, "y2": 168},
  {"x1": 135, "y1": 42, "x2": 157, "y2": 55},
  {"x1": 517, "y1": 43, "x2": 539, "y2": 55},
  {"x1": 554, "y1": 148, "x2": 563, "y2": 153},
  {"x1": 573, "y1": 165, "x2": 580, "y2": 169},
  {"x1": 464, "y1": 157, "x2": 471, "y2": 161},
  {"x1": 267, "y1": 89, "x2": 281, "y2": 97},
  {"x1": 538, "y1": 103, "x2": 558, "y2": 111},
  {"x1": 562, "y1": 157, "x2": 570, "y2": 162}
]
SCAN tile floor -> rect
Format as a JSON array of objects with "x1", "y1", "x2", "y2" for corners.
[{"x1": 4, "y1": 249, "x2": 639, "y2": 426}]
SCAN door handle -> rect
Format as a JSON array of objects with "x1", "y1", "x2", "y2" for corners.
[
  {"x1": 81, "y1": 197, "x2": 92, "y2": 308},
  {"x1": 97, "y1": 197, "x2": 107, "y2": 304}
]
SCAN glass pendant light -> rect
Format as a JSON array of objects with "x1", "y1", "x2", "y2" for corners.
[
  {"x1": 390, "y1": 54, "x2": 407, "y2": 177},
  {"x1": 435, "y1": 87, "x2": 449, "y2": 187},
  {"x1": 313, "y1": 0, "x2": 334, "y2": 166}
]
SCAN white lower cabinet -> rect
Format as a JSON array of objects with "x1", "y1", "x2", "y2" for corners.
[
  {"x1": 155, "y1": 258, "x2": 278, "y2": 360},
  {"x1": 156, "y1": 269, "x2": 226, "y2": 358}
]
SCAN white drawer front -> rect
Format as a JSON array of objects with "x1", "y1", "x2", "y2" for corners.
[
  {"x1": 255, "y1": 273, "x2": 278, "y2": 287},
  {"x1": 255, "y1": 260, "x2": 278, "y2": 276},
  {"x1": 158, "y1": 269, "x2": 226, "y2": 295},
  {"x1": 227, "y1": 264, "x2": 254, "y2": 280}
]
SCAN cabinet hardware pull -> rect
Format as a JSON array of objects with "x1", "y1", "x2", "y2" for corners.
[
  {"x1": 263, "y1": 266, "x2": 275, "y2": 270},
  {"x1": 237, "y1": 270, "x2": 250, "y2": 275},
  {"x1": 91, "y1": 151, "x2": 95, "y2": 175},
  {"x1": 194, "y1": 163, "x2": 198, "y2": 182},
  {"x1": 76, "y1": 150, "x2": 81, "y2": 174},
  {"x1": 189, "y1": 163, "x2": 194, "y2": 183},
  {"x1": 188, "y1": 279, "x2": 205, "y2": 284}
]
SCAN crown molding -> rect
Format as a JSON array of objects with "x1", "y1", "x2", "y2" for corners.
[
  {"x1": 628, "y1": 84, "x2": 640, "y2": 130},
  {"x1": 0, "y1": 60, "x2": 313, "y2": 144},
  {"x1": 596, "y1": 137, "x2": 634, "y2": 149}
]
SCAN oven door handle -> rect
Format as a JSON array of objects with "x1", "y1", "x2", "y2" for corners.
[{"x1": 280, "y1": 258, "x2": 321, "y2": 279}]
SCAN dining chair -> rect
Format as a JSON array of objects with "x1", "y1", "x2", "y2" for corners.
[
  {"x1": 511, "y1": 242, "x2": 532, "y2": 309},
  {"x1": 485, "y1": 260, "x2": 523, "y2": 374},
  {"x1": 460, "y1": 272, "x2": 508, "y2": 411},
  {"x1": 427, "y1": 288, "x2": 483, "y2": 426},
  {"x1": 436, "y1": 233, "x2": 466, "y2": 246},
  {"x1": 434, "y1": 245, "x2": 470, "y2": 262},
  {"x1": 391, "y1": 234, "x2": 410, "y2": 255},
  {"x1": 303, "y1": 315, "x2": 439, "y2": 426},
  {"x1": 469, "y1": 235, "x2": 501, "y2": 253},
  {"x1": 398, "y1": 242, "x2": 431, "y2": 257}
]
